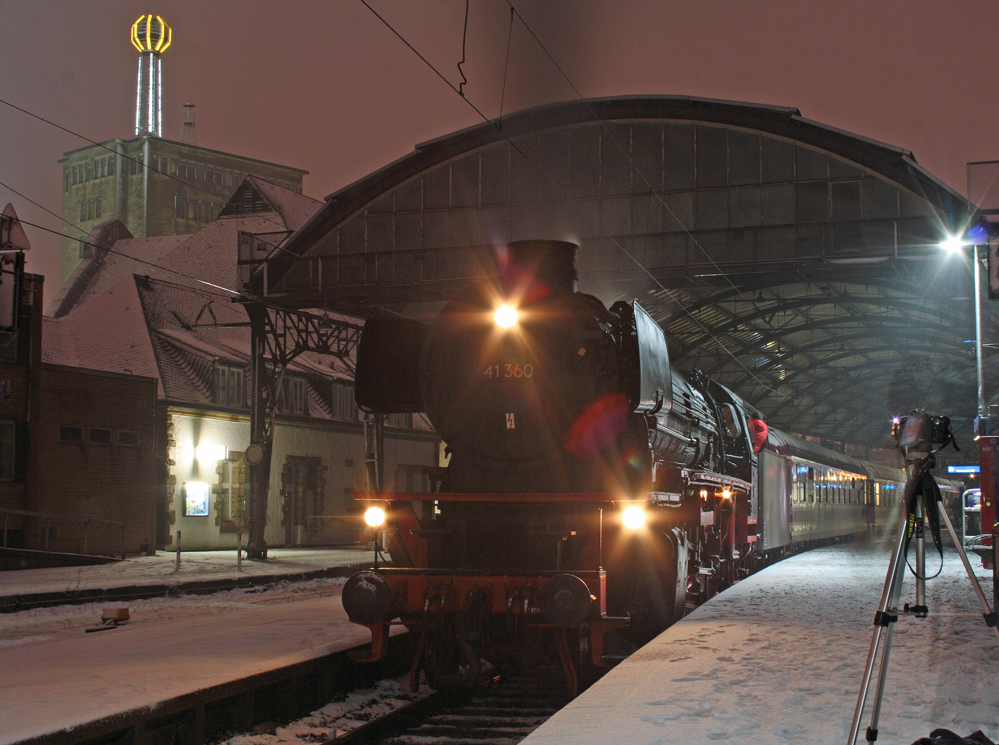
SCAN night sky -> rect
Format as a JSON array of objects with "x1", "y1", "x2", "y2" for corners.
[{"x1": 1, "y1": 0, "x2": 997, "y2": 309}]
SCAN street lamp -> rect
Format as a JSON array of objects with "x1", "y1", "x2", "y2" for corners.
[{"x1": 941, "y1": 232, "x2": 987, "y2": 433}]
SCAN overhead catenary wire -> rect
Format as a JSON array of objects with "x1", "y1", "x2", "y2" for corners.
[{"x1": 358, "y1": 0, "x2": 780, "y2": 395}]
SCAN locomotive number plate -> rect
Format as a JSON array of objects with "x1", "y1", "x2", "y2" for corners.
[{"x1": 483, "y1": 363, "x2": 534, "y2": 379}]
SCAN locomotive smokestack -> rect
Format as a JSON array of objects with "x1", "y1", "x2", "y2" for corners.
[{"x1": 503, "y1": 240, "x2": 578, "y2": 293}]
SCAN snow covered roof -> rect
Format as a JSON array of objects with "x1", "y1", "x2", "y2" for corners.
[
  {"x1": 41, "y1": 178, "x2": 360, "y2": 415},
  {"x1": 48, "y1": 177, "x2": 324, "y2": 319}
]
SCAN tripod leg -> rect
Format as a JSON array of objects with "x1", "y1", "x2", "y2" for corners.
[
  {"x1": 933, "y1": 494, "x2": 999, "y2": 643},
  {"x1": 847, "y1": 508, "x2": 910, "y2": 745},
  {"x1": 913, "y1": 496, "x2": 927, "y2": 617}
]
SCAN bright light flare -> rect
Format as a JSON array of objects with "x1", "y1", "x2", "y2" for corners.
[
  {"x1": 940, "y1": 235, "x2": 967, "y2": 254},
  {"x1": 621, "y1": 505, "x2": 647, "y2": 530},
  {"x1": 364, "y1": 506, "x2": 386, "y2": 528},
  {"x1": 720, "y1": 489, "x2": 732, "y2": 501},
  {"x1": 494, "y1": 304, "x2": 519, "y2": 329}
]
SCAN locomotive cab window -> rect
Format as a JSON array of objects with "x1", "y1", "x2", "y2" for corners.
[{"x1": 721, "y1": 404, "x2": 742, "y2": 440}]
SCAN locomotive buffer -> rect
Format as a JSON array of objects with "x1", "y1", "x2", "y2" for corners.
[{"x1": 848, "y1": 411, "x2": 999, "y2": 745}]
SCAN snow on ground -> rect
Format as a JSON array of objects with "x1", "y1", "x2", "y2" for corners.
[
  {"x1": 525, "y1": 540, "x2": 999, "y2": 745},
  {"x1": 0, "y1": 548, "x2": 373, "y2": 745},
  {"x1": 219, "y1": 676, "x2": 426, "y2": 745},
  {"x1": 1, "y1": 542, "x2": 996, "y2": 745},
  {"x1": 0, "y1": 546, "x2": 371, "y2": 597}
]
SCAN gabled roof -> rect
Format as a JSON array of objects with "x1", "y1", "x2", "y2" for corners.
[
  {"x1": 218, "y1": 175, "x2": 322, "y2": 233},
  {"x1": 42, "y1": 178, "x2": 350, "y2": 410},
  {"x1": 48, "y1": 177, "x2": 324, "y2": 319},
  {"x1": 42, "y1": 275, "x2": 163, "y2": 396}
]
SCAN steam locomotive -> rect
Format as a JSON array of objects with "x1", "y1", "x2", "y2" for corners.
[{"x1": 341, "y1": 240, "x2": 927, "y2": 695}]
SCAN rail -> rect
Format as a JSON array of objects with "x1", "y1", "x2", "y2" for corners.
[{"x1": 1, "y1": 507, "x2": 126, "y2": 559}]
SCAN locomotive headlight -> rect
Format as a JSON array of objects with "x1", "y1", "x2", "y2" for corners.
[
  {"x1": 494, "y1": 304, "x2": 519, "y2": 329},
  {"x1": 364, "y1": 506, "x2": 386, "y2": 528},
  {"x1": 621, "y1": 505, "x2": 647, "y2": 530}
]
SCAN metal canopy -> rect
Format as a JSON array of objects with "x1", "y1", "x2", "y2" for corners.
[{"x1": 244, "y1": 96, "x2": 983, "y2": 453}]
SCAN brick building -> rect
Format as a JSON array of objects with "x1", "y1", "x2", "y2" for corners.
[{"x1": 0, "y1": 252, "x2": 159, "y2": 559}]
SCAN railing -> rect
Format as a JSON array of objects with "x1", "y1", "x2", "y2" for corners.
[{"x1": 1, "y1": 508, "x2": 126, "y2": 559}]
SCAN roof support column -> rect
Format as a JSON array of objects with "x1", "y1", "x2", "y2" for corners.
[{"x1": 246, "y1": 302, "x2": 273, "y2": 560}]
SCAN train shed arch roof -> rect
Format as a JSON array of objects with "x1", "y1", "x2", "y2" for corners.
[{"x1": 263, "y1": 95, "x2": 980, "y2": 451}]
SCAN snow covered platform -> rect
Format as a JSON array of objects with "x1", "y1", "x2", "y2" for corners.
[
  {"x1": 524, "y1": 541, "x2": 999, "y2": 745},
  {"x1": 0, "y1": 546, "x2": 374, "y2": 612},
  {"x1": 0, "y1": 547, "x2": 385, "y2": 744}
]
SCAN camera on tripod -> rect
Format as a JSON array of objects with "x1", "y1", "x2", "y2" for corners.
[{"x1": 892, "y1": 410, "x2": 954, "y2": 460}]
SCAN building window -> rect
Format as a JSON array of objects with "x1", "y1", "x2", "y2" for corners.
[
  {"x1": 215, "y1": 456, "x2": 248, "y2": 532},
  {"x1": 118, "y1": 430, "x2": 139, "y2": 447},
  {"x1": 388, "y1": 412, "x2": 413, "y2": 428},
  {"x1": 89, "y1": 428, "x2": 112, "y2": 445},
  {"x1": 0, "y1": 420, "x2": 13, "y2": 480},
  {"x1": 71, "y1": 165, "x2": 78, "y2": 185},
  {"x1": 95, "y1": 198, "x2": 102, "y2": 219},
  {"x1": 60, "y1": 425, "x2": 83, "y2": 443},
  {"x1": 215, "y1": 364, "x2": 245, "y2": 407},
  {"x1": 332, "y1": 382, "x2": 357, "y2": 420},
  {"x1": 280, "y1": 376, "x2": 307, "y2": 414},
  {"x1": 394, "y1": 463, "x2": 428, "y2": 492}
]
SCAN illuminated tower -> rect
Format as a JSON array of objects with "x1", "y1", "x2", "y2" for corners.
[{"x1": 130, "y1": 15, "x2": 172, "y2": 138}]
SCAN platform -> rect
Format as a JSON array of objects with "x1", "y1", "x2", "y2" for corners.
[
  {"x1": 524, "y1": 542, "x2": 999, "y2": 745},
  {"x1": 0, "y1": 547, "x2": 379, "y2": 744}
]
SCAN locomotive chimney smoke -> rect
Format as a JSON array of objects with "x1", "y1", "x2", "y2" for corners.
[{"x1": 503, "y1": 240, "x2": 578, "y2": 293}]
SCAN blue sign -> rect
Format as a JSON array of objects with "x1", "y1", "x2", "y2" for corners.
[{"x1": 947, "y1": 465, "x2": 981, "y2": 474}]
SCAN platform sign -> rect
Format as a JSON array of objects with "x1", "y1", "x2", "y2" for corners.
[
  {"x1": 948, "y1": 465, "x2": 981, "y2": 474},
  {"x1": 978, "y1": 437, "x2": 997, "y2": 545}
]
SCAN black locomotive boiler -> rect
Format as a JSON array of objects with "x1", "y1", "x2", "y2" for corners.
[{"x1": 341, "y1": 240, "x2": 916, "y2": 695}]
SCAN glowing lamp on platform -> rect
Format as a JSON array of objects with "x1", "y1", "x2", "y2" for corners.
[{"x1": 364, "y1": 506, "x2": 386, "y2": 528}]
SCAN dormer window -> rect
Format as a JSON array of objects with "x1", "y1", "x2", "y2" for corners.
[
  {"x1": 214, "y1": 364, "x2": 245, "y2": 407},
  {"x1": 279, "y1": 376, "x2": 307, "y2": 415}
]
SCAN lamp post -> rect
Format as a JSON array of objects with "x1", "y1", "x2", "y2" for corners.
[{"x1": 941, "y1": 233, "x2": 987, "y2": 431}]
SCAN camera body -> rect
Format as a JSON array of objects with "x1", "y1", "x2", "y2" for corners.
[{"x1": 892, "y1": 410, "x2": 953, "y2": 460}]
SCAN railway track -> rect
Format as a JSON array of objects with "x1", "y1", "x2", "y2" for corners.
[{"x1": 329, "y1": 668, "x2": 569, "y2": 745}]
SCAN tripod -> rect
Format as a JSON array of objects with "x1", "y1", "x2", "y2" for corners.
[{"x1": 848, "y1": 454, "x2": 999, "y2": 744}]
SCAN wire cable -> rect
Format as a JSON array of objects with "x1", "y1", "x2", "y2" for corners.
[
  {"x1": 358, "y1": 0, "x2": 779, "y2": 394},
  {"x1": 0, "y1": 96, "x2": 295, "y2": 240}
]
